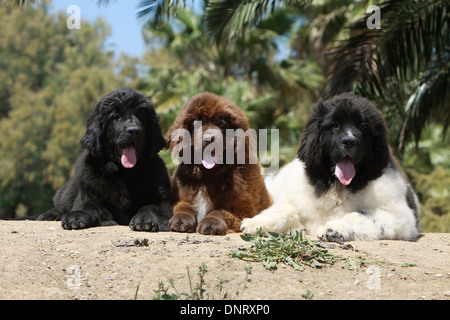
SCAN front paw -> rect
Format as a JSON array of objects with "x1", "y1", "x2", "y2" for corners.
[
  {"x1": 197, "y1": 217, "x2": 227, "y2": 235},
  {"x1": 240, "y1": 217, "x2": 266, "y2": 235},
  {"x1": 169, "y1": 213, "x2": 197, "y2": 233},
  {"x1": 318, "y1": 228, "x2": 345, "y2": 244},
  {"x1": 62, "y1": 211, "x2": 98, "y2": 230},
  {"x1": 129, "y1": 212, "x2": 159, "y2": 232},
  {"x1": 36, "y1": 209, "x2": 61, "y2": 221}
]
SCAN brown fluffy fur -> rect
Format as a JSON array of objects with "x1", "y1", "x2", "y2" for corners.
[{"x1": 165, "y1": 92, "x2": 272, "y2": 235}]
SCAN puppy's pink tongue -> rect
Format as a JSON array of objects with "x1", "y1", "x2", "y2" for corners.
[
  {"x1": 121, "y1": 146, "x2": 137, "y2": 169},
  {"x1": 202, "y1": 153, "x2": 216, "y2": 170},
  {"x1": 335, "y1": 157, "x2": 355, "y2": 185}
]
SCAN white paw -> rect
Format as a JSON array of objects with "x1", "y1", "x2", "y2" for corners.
[{"x1": 240, "y1": 217, "x2": 267, "y2": 235}]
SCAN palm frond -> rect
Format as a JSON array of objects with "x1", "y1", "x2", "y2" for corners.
[
  {"x1": 381, "y1": 0, "x2": 448, "y2": 79},
  {"x1": 399, "y1": 58, "x2": 450, "y2": 149},
  {"x1": 136, "y1": 0, "x2": 194, "y2": 25},
  {"x1": 205, "y1": 0, "x2": 310, "y2": 44},
  {"x1": 1, "y1": 0, "x2": 39, "y2": 7},
  {"x1": 96, "y1": 0, "x2": 117, "y2": 7},
  {"x1": 3, "y1": 0, "x2": 115, "y2": 8},
  {"x1": 329, "y1": 0, "x2": 448, "y2": 96},
  {"x1": 327, "y1": 0, "x2": 449, "y2": 149}
]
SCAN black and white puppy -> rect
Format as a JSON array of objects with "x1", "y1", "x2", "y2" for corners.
[
  {"x1": 38, "y1": 87, "x2": 173, "y2": 231},
  {"x1": 241, "y1": 93, "x2": 420, "y2": 242}
]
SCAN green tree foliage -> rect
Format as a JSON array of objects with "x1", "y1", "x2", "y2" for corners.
[
  {"x1": 328, "y1": 0, "x2": 449, "y2": 151},
  {"x1": 135, "y1": 0, "x2": 448, "y2": 152},
  {"x1": 3, "y1": 1, "x2": 449, "y2": 232},
  {"x1": 0, "y1": 6, "x2": 135, "y2": 218},
  {"x1": 138, "y1": 5, "x2": 324, "y2": 169},
  {"x1": 104, "y1": 0, "x2": 450, "y2": 232},
  {"x1": 402, "y1": 125, "x2": 450, "y2": 232}
]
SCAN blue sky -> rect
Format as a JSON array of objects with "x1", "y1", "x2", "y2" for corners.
[
  {"x1": 50, "y1": 0, "x2": 146, "y2": 58},
  {"x1": 49, "y1": 0, "x2": 289, "y2": 60}
]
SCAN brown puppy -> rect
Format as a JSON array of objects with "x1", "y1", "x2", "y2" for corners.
[{"x1": 166, "y1": 92, "x2": 271, "y2": 235}]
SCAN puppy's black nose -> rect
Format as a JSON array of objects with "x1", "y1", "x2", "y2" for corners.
[
  {"x1": 126, "y1": 126, "x2": 140, "y2": 135},
  {"x1": 342, "y1": 136, "x2": 357, "y2": 149}
]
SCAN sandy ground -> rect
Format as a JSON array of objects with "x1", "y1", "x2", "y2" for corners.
[{"x1": 0, "y1": 220, "x2": 449, "y2": 300}]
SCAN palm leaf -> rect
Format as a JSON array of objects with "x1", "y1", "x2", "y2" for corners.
[
  {"x1": 329, "y1": 0, "x2": 448, "y2": 94},
  {"x1": 96, "y1": 0, "x2": 117, "y2": 6},
  {"x1": 1, "y1": 0, "x2": 39, "y2": 6},
  {"x1": 399, "y1": 59, "x2": 450, "y2": 150},
  {"x1": 205, "y1": 0, "x2": 310, "y2": 44},
  {"x1": 328, "y1": 0, "x2": 449, "y2": 149},
  {"x1": 136, "y1": 0, "x2": 194, "y2": 24}
]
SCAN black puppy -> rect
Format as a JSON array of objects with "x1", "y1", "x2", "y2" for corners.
[{"x1": 38, "y1": 87, "x2": 173, "y2": 231}]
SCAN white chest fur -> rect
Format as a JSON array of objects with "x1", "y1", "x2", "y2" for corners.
[{"x1": 194, "y1": 186, "x2": 212, "y2": 222}]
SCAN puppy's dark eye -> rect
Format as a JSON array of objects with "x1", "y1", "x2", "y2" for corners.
[
  {"x1": 332, "y1": 122, "x2": 340, "y2": 129},
  {"x1": 113, "y1": 113, "x2": 120, "y2": 120}
]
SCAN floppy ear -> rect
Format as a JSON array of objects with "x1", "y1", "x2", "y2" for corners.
[
  {"x1": 80, "y1": 106, "x2": 104, "y2": 158},
  {"x1": 297, "y1": 99, "x2": 327, "y2": 165},
  {"x1": 356, "y1": 105, "x2": 390, "y2": 182},
  {"x1": 164, "y1": 107, "x2": 189, "y2": 150},
  {"x1": 297, "y1": 99, "x2": 335, "y2": 195},
  {"x1": 149, "y1": 112, "x2": 167, "y2": 155}
]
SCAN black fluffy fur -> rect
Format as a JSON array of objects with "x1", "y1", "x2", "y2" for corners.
[
  {"x1": 297, "y1": 93, "x2": 390, "y2": 196},
  {"x1": 37, "y1": 87, "x2": 173, "y2": 231}
]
